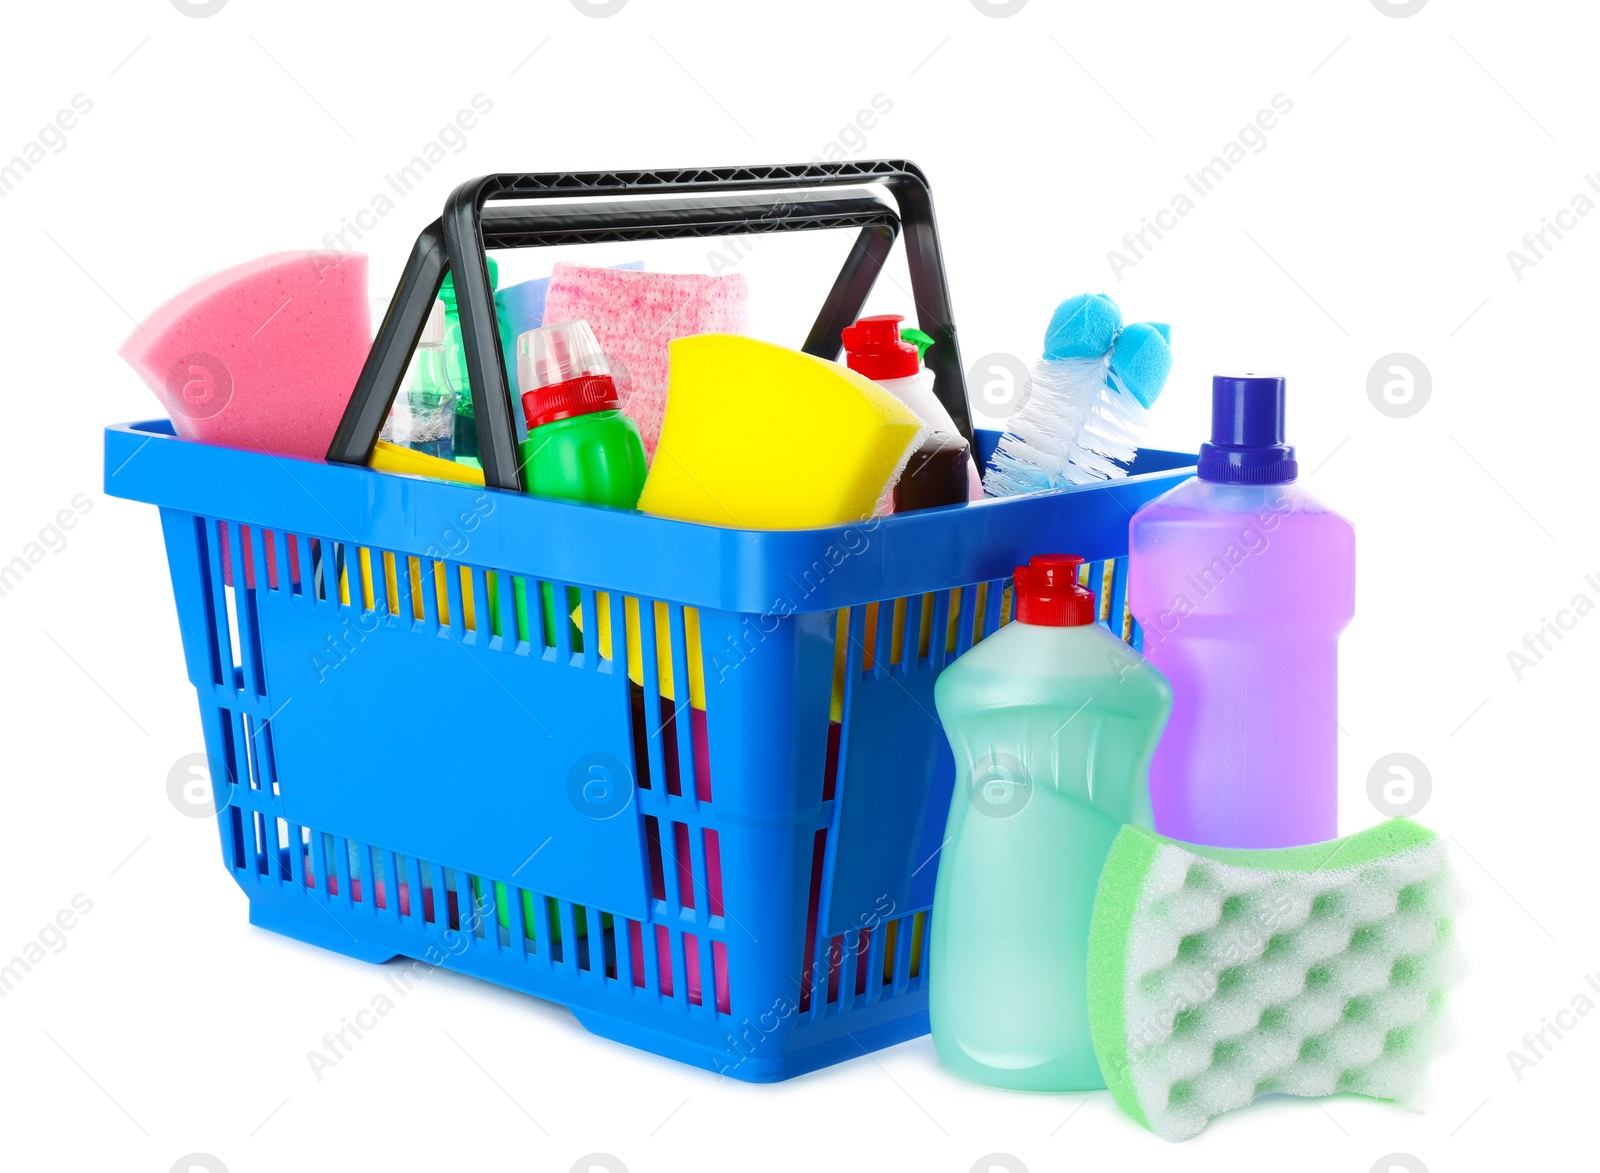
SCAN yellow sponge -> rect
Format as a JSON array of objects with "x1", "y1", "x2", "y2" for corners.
[
  {"x1": 638, "y1": 334, "x2": 926, "y2": 528},
  {"x1": 369, "y1": 440, "x2": 485, "y2": 486},
  {"x1": 582, "y1": 595, "x2": 706, "y2": 708}
]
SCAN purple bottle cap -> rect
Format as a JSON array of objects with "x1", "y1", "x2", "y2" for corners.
[{"x1": 1197, "y1": 373, "x2": 1299, "y2": 484}]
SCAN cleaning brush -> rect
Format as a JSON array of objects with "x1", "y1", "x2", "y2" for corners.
[{"x1": 984, "y1": 293, "x2": 1171, "y2": 495}]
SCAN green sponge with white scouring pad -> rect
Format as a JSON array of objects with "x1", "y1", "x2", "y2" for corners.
[{"x1": 1087, "y1": 818, "x2": 1462, "y2": 1142}]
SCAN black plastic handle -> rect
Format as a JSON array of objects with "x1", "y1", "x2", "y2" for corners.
[
  {"x1": 328, "y1": 221, "x2": 450, "y2": 471},
  {"x1": 331, "y1": 162, "x2": 970, "y2": 491},
  {"x1": 329, "y1": 190, "x2": 902, "y2": 476},
  {"x1": 442, "y1": 163, "x2": 971, "y2": 490}
]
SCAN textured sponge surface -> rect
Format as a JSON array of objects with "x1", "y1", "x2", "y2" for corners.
[
  {"x1": 1108, "y1": 321, "x2": 1172, "y2": 409},
  {"x1": 542, "y1": 262, "x2": 748, "y2": 460},
  {"x1": 120, "y1": 251, "x2": 370, "y2": 461},
  {"x1": 637, "y1": 334, "x2": 924, "y2": 529},
  {"x1": 1088, "y1": 820, "x2": 1461, "y2": 1142},
  {"x1": 1043, "y1": 292, "x2": 1122, "y2": 360}
]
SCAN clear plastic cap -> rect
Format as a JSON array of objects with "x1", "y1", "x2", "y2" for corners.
[{"x1": 517, "y1": 319, "x2": 611, "y2": 395}]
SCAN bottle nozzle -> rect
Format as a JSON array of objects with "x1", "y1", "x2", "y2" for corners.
[
  {"x1": 842, "y1": 314, "x2": 920, "y2": 380},
  {"x1": 1013, "y1": 554, "x2": 1096, "y2": 626}
]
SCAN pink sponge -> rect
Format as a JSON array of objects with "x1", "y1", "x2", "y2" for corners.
[
  {"x1": 119, "y1": 251, "x2": 371, "y2": 461},
  {"x1": 541, "y1": 262, "x2": 748, "y2": 458}
]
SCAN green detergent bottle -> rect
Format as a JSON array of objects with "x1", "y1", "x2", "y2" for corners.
[
  {"x1": 439, "y1": 256, "x2": 514, "y2": 468},
  {"x1": 513, "y1": 319, "x2": 647, "y2": 645},
  {"x1": 930, "y1": 554, "x2": 1171, "y2": 1091}
]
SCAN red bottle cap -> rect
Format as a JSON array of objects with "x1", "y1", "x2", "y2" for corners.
[
  {"x1": 517, "y1": 319, "x2": 620, "y2": 429},
  {"x1": 1013, "y1": 554, "x2": 1096, "y2": 626},
  {"x1": 521, "y1": 373, "x2": 619, "y2": 429},
  {"x1": 841, "y1": 314, "x2": 920, "y2": 380}
]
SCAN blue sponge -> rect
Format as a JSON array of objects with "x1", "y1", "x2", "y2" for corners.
[
  {"x1": 1109, "y1": 321, "x2": 1172, "y2": 409},
  {"x1": 496, "y1": 261, "x2": 645, "y2": 342},
  {"x1": 1043, "y1": 292, "x2": 1122, "y2": 360},
  {"x1": 496, "y1": 278, "x2": 551, "y2": 340}
]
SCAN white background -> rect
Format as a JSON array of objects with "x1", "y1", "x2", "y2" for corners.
[{"x1": 0, "y1": 1, "x2": 1593, "y2": 1170}]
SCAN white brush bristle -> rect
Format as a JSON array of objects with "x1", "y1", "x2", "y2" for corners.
[
  {"x1": 984, "y1": 355, "x2": 1147, "y2": 495},
  {"x1": 1122, "y1": 839, "x2": 1463, "y2": 1142}
]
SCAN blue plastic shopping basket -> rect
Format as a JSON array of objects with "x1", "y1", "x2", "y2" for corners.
[{"x1": 103, "y1": 162, "x2": 1197, "y2": 1081}]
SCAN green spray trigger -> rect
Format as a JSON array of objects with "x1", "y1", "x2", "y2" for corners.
[{"x1": 900, "y1": 327, "x2": 935, "y2": 364}]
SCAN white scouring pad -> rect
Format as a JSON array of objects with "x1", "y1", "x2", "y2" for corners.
[{"x1": 1087, "y1": 819, "x2": 1462, "y2": 1141}]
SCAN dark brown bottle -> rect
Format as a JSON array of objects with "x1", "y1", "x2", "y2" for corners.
[{"x1": 893, "y1": 432, "x2": 971, "y2": 512}]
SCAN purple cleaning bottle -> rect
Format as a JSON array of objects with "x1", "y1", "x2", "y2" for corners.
[{"x1": 1128, "y1": 375, "x2": 1354, "y2": 848}]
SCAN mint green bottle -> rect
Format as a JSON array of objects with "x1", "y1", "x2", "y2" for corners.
[{"x1": 930, "y1": 554, "x2": 1171, "y2": 1090}]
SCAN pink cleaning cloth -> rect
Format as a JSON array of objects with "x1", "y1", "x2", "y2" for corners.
[
  {"x1": 541, "y1": 262, "x2": 749, "y2": 459},
  {"x1": 119, "y1": 251, "x2": 371, "y2": 461}
]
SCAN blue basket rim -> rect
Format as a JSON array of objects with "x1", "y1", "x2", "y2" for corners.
[{"x1": 105, "y1": 418, "x2": 1196, "y2": 614}]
